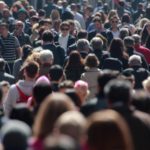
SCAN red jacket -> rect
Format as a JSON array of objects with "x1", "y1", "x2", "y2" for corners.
[{"x1": 134, "y1": 44, "x2": 150, "y2": 64}]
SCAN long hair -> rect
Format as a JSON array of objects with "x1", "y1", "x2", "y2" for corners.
[
  {"x1": 109, "y1": 38, "x2": 128, "y2": 59},
  {"x1": 64, "y1": 51, "x2": 84, "y2": 69}
]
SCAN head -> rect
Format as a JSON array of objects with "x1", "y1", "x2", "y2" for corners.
[
  {"x1": 44, "y1": 134, "x2": 77, "y2": 150},
  {"x1": 49, "y1": 65, "x2": 64, "y2": 82},
  {"x1": 74, "y1": 80, "x2": 89, "y2": 103},
  {"x1": 104, "y1": 79, "x2": 132, "y2": 106},
  {"x1": 77, "y1": 39, "x2": 90, "y2": 53},
  {"x1": 132, "y1": 34, "x2": 141, "y2": 45},
  {"x1": 55, "y1": 111, "x2": 86, "y2": 142},
  {"x1": 110, "y1": 15, "x2": 119, "y2": 28},
  {"x1": 33, "y1": 93, "x2": 75, "y2": 138},
  {"x1": 84, "y1": 53, "x2": 100, "y2": 68},
  {"x1": 33, "y1": 76, "x2": 52, "y2": 106},
  {"x1": 0, "y1": 22, "x2": 9, "y2": 36},
  {"x1": 9, "y1": 104, "x2": 33, "y2": 127},
  {"x1": 17, "y1": 8, "x2": 28, "y2": 21},
  {"x1": 1, "y1": 120, "x2": 31, "y2": 150},
  {"x1": 121, "y1": 13, "x2": 130, "y2": 24},
  {"x1": 90, "y1": 37, "x2": 103, "y2": 51},
  {"x1": 42, "y1": 30, "x2": 54, "y2": 43},
  {"x1": 93, "y1": 17, "x2": 103, "y2": 30},
  {"x1": 128, "y1": 55, "x2": 142, "y2": 67},
  {"x1": 66, "y1": 51, "x2": 83, "y2": 67},
  {"x1": 87, "y1": 110, "x2": 133, "y2": 150},
  {"x1": 22, "y1": 61, "x2": 39, "y2": 80},
  {"x1": 119, "y1": 28, "x2": 129, "y2": 40},
  {"x1": 123, "y1": 36, "x2": 134, "y2": 49},
  {"x1": 109, "y1": 38, "x2": 124, "y2": 58},
  {"x1": 60, "y1": 21, "x2": 70, "y2": 37},
  {"x1": 77, "y1": 30, "x2": 88, "y2": 40},
  {"x1": 15, "y1": 20, "x2": 25, "y2": 33},
  {"x1": 22, "y1": 45, "x2": 32, "y2": 60},
  {"x1": 39, "y1": 50, "x2": 54, "y2": 66}
]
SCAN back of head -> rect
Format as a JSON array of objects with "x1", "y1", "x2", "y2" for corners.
[
  {"x1": 77, "y1": 39, "x2": 90, "y2": 52},
  {"x1": 33, "y1": 76, "x2": 52, "y2": 105},
  {"x1": 87, "y1": 110, "x2": 133, "y2": 150},
  {"x1": 1, "y1": 120, "x2": 31, "y2": 150},
  {"x1": 49, "y1": 65, "x2": 64, "y2": 81},
  {"x1": 124, "y1": 36, "x2": 134, "y2": 48},
  {"x1": 55, "y1": 111, "x2": 86, "y2": 142},
  {"x1": 9, "y1": 104, "x2": 33, "y2": 127},
  {"x1": 132, "y1": 34, "x2": 141, "y2": 44},
  {"x1": 104, "y1": 79, "x2": 132, "y2": 105},
  {"x1": 90, "y1": 37, "x2": 103, "y2": 51},
  {"x1": 77, "y1": 30, "x2": 88, "y2": 40},
  {"x1": 42, "y1": 30, "x2": 54, "y2": 42},
  {"x1": 22, "y1": 61, "x2": 39, "y2": 79},
  {"x1": 39, "y1": 50, "x2": 54, "y2": 65},
  {"x1": 128, "y1": 55, "x2": 142, "y2": 67},
  {"x1": 33, "y1": 93, "x2": 75, "y2": 138},
  {"x1": 44, "y1": 134, "x2": 78, "y2": 150}
]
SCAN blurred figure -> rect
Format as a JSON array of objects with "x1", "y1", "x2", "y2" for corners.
[{"x1": 87, "y1": 110, "x2": 134, "y2": 150}]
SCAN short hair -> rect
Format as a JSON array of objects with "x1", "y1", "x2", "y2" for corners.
[
  {"x1": 90, "y1": 37, "x2": 103, "y2": 50},
  {"x1": 60, "y1": 21, "x2": 70, "y2": 29},
  {"x1": 22, "y1": 61, "x2": 39, "y2": 78},
  {"x1": 77, "y1": 30, "x2": 88, "y2": 39},
  {"x1": 104, "y1": 79, "x2": 132, "y2": 104},
  {"x1": 42, "y1": 30, "x2": 54, "y2": 42},
  {"x1": 132, "y1": 34, "x2": 141, "y2": 44},
  {"x1": 124, "y1": 36, "x2": 134, "y2": 48},
  {"x1": 85, "y1": 53, "x2": 100, "y2": 68},
  {"x1": 49, "y1": 65, "x2": 64, "y2": 81},
  {"x1": 39, "y1": 50, "x2": 54, "y2": 64},
  {"x1": 119, "y1": 28, "x2": 129, "y2": 40},
  {"x1": 77, "y1": 39, "x2": 90, "y2": 52},
  {"x1": 128, "y1": 55, "x2": 142, "y2": 66},
  {"x1": 93, "y1": 16, "x2": 102, "y2": 23}
]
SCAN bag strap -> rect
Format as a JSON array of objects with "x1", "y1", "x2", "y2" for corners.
[{"x1": 16, "y1": 84, "x2": 29, "y2": 103}]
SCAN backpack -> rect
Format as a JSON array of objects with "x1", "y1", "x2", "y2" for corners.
[{"x1": 16, "y1": 84, "x2": 31, "y2": 103}]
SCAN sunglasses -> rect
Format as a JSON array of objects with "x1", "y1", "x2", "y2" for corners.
[
  {"x1": 112, "y1": 21, "x2": 118, "y2": 23},
  {"x1": 61, "y1": 28, "x2": 69, "y2": 31}
]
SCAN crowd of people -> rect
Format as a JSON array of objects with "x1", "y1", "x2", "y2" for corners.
[{"x1": 0, "y1": 0, "x2": 150, "y2": 150}]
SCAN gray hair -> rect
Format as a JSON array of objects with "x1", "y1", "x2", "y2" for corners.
[
  {"x1": 132, "y1": 34, "x2": 141, "y2": 44},
  {"x1": 77, "y1": 39, "x2": 90, "y2": 52},
  {"x1": 40, "y1": 50, "x2": 54, "y2": 64},
  {"x1": 128, "y1": 55, "x2": 142, "y2": 66},
  {"x1": 90, "y1": 37, "x2": 103, "y2": 50}
]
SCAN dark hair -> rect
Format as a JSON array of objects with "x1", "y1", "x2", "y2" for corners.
[
  {"x1": 33, "y1": 83, "x2": 52, "y2": 105},
  {"x1": 9, "y1": 104, "x2": 33, "y2": 127},
  {"x1": 23, "y1": 61, "x2": 39, "y2": 78},
  {"x1": 65, "y1": 51, "x2": 84, "y2": 68},
  {"x1": 121, "y1": 13, "x2": 130, "y2": 24},
  {"x1": 42, "y1": 30, "x2": 54, "y2": 42},
  {"x1": 97, "y1": 70, "x2": 118, "y2": 96},
  {"x1": 109, "y1": 38, "x2": 125, "y2": 58},
  {"x1": 38, "y1": 9, "x2": 46, "y2": 17},
  {"x1": 77, "y1": 30, "x2": 88, "y2": 40},
  {"x1": 104, "y1": 79, "x2": 131, "y2": 104},
  {"x1": 49, "y1": 65, "x2": 64, "y2": 81},
  {"x1": 22, "y1": 45, "x2": 32, "y2": 60}
]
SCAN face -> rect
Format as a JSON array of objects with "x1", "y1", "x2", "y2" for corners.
[
  {"x1": 111, "y1": 19, "x2": 119, "y2": 28},
  {"x1": 94, "y1": 21, "x2": 102, "y2": 29},
  {"x1": 61, "y1": 25, "x2": 70, "y2": 36},
  {"x1": 0, "y1": 25, "x2": 8, "y2": 35},
  {"x1": 15, "y1": 22, "x2": 24, "y2": 32}
]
